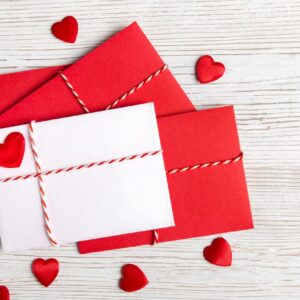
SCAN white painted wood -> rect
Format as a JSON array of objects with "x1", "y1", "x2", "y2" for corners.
[{"x1": 0, "y1": 0, "x2": 299, "y2": 299}]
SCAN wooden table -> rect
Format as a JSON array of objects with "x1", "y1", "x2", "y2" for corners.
[{"x1": 0, "y1": 1, "x2": 299, "y2": 299}]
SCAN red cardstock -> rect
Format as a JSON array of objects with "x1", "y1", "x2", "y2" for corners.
[{"x1": 0, "y1": 22, "x2": 252, "y2": 254}]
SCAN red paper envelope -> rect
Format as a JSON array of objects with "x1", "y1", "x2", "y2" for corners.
[
  {"x1": 0, "y1": 22, "x2": 195, "y2": 129},
  {"x1": 0, "y1": 22, "x2": 253, "y2": 254},
  {"x1": 78, "y1": 106, "x2": 253, "y2": 253}
]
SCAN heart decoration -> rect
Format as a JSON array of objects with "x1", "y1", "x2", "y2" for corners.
[
  {"x1": 0, "y1": 286, "x2": 10, "y2": 300},
  {"x1": 196, "y1": 55, "x2": 225, "y2": 83},
  {"x1": 51, "y1": 16, "x2": 78, "y2": 43},
  {"x1": 119, "y1": 264, "x2": 149, "y2": 292},
  {"x1": 0, "y1": 132, "x2": 25, "y2": 168},
  {"x1": 32, "y1": 258, "x2": 60, "y2": 287},
  {"x1": 203, "y1": 237, "x2": 232, "y2": 267}
]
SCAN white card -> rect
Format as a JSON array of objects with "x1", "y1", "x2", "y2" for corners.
[{"x1": 0, "y1": 103, "x2": 174, "y2": 251}]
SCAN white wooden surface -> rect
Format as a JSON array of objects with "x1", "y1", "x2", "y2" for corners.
[{"x1": 0, "y1": 0, "x2": 300, "y2": 299}]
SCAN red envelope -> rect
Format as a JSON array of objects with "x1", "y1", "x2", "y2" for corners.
[
  {"x1": 79, "y1": 106, "x2": 253, "y2": 253},
  {"x1": 0, "y1": 22, "x2": 252, "y2": 254},
  {"x1": 0, "y1": 22, "x2": 194, "y2": 129}
]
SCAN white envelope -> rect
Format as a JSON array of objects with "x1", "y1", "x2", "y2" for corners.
[{"x1": 0, "y1": 103, "x2": 174, "y2": 251}]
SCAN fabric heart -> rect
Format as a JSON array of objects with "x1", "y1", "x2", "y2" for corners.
[
  {"x1": 196, "y1": 55, "x2": 225, "y2": 83},
  {"x1": 51, "y1": 16, "x2": 78, "y2": 43},
  {"x1": 0, "y1": 286, "x2": 10, "y2": 300},
  {"x1": 0, "y1": 132, "x2": 25, "y2": 168},
  {"x1": 32, "y1": 258, "x2": 60, "y2": 287},
  {"x1": 203, "y1": 237, "x2": 232, "y2": 266},
  {"x1": 119, "y1": 264, "x2": 149, "y2": 292}
]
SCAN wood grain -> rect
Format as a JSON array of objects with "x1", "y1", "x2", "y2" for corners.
[{"x1": 0, "y1": 0, "x2": 299, "y2": 299}]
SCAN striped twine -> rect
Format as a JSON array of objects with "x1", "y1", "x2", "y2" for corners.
[
  {"x1": 0, "y1": 151, "x2": 243, "y2": 183},
  {"x1": 105, "y1": 64, "x2": 168, "y2": 110},
  {"x1": 58, "y1": 64, "x2": 168, "y2": 113},
  {"x1": 0, "y1": 150, "x2": 163, "y2": 183},
  {"x1": 152, "y1": 230, "x2": 159, "y2": 245},
  {"x1": 58, "y1": 71, "x2": 90, "y2": 113},
  {"x1": 29, "y1": 121, "x2": 59, "y2": 247},
  {"x1": 166, "y1": 152, "x2": 243, "y2": 175}
]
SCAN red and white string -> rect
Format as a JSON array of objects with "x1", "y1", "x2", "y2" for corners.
[
  {"x1": 152, "y1": 229, "x2": 159, "y2": 245},
  {"x1": 59, "y1": 64, "x2": 168, "y2": 113},
  {"x1": 0, "y1": 151, "x2": 242, "y2": 183},
  {"x1": 105, "y1": 64, "x2": 168, "y2": 110},
  {"x1": 166, "y1": 152, "x2": 243, "y2": 175},
  {"x1": 29, "y1": 121, "x2": 59, "y2": 247},
  {"x1": 58, "y1": 71, "x2": 90, "y2": 113},
  {"x1": 0, "y1": 150, "x2": 163, "y2": 183}
]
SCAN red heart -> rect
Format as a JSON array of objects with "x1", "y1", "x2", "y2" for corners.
[
  {"x1": 51, "y1": 16, "x2": 78, "y2": 43},
  {"x1": 196, "y1": 55, "x2": 225, "y2": 83},
  {"x1": 0, "y1": 132, "x2": 25, "y2": 168},
  {"x1": 119, "y1": 264, "x2": 149, "y2": 292},
  {"x1": 32, "y1": 258, "x2": 59, "y2": 287},
  {"x1": 0, "y1": 286, "x2": 10, "y2": 300},
  {"x1": 203, "y1": 237, "x2": 232, "y2": 267}
]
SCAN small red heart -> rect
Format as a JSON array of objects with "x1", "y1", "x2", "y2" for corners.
[
  {"x1": 51, "y1": 16, "x2": 78, "y2": 43},
  {"x1": 119, "y1": 264, "x2": 149, "y2": 292},
  {"x1": 0, "y1": 132, "x2": 25, "y2": 168},
  {"x1": 196, "y1": 55, "x2": 225, "y2": 83},
  {"x1": 32, "y1": 258, "x2": 59, "y2": 287},
  {"x1": 203, "y1": 237, "x2": 232, "y2": 267},
  {"x1": 0, "y1": 286, "x2": 10, "y2": 300}
]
